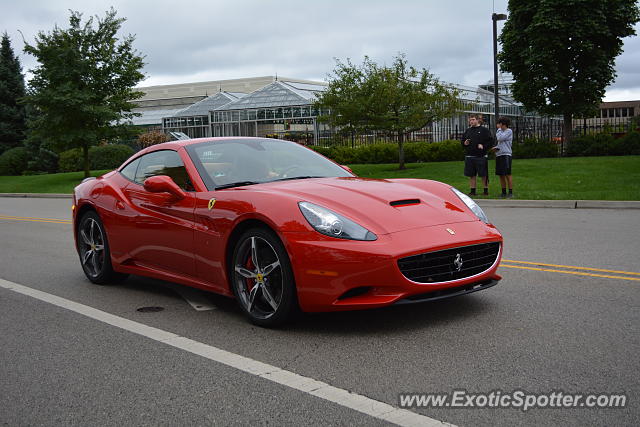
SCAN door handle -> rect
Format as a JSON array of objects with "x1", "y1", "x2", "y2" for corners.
[{"x1": 115, "y1": 201, "x2": 125, "y2": 210}]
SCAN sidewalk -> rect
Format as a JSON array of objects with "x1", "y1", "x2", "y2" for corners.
[{"x1": 1, "y1": 192, "x2": 639, "y2": 209}]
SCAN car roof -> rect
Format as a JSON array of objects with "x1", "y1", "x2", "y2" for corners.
[{"x1": 139, "y1": 137, "x2": 281, "y2": 155}]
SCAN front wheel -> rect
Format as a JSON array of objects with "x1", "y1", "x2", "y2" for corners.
[
  {"x1": 77, "y1": 211, "x2": 128, "y2": 285},
  {"x1": 231, "y1": 228, "x2": 298, "y2": 327}
]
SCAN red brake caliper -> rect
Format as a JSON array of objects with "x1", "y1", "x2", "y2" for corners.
[{"x1": 245, "y1": 256, "x2": 256, "y2": 292}]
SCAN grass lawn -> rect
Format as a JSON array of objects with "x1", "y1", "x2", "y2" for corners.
[
  {"x1": 0, "y1": 156, "x2": 639, "y2": 200},
  {"x1": 0, "y1": 170, "x2": 110, "y2": 194},
  {"x1": 351, "y1": 156, "x2": 640, "y2": 200}
]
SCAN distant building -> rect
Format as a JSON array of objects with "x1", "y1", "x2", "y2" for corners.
[
  {"x1": 477, "y1": 72, "x2": 517, "y2": 105},
  {"x1": 129, "y1": 76, "x2": 323, "y2": 129},
  {"x1": 129, "y1": 74, "x2": 562, "y2": 144},
  {"x1": 573, "y1": 100, "x2": 639, "y2": 134}
]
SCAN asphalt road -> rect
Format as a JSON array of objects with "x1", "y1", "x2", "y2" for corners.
[{"x1": 1, "y1": 198, "x2": 638, "y2": 426}]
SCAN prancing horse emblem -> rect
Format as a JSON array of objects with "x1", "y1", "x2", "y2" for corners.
[
  {"x1": 453, "y1": 253, "x2": 463, "y2": 272},
  {"x1": 208, "y1": 198, "x2": 216, "y2": 210}
]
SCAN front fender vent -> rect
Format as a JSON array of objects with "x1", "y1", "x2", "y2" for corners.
[{"x1": 390, "y1": 199, "x2": 421, "y2": 207}]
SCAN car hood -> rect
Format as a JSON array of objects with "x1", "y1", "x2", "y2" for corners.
[{"x1": 259, "y1": 177, "x2": 479, "y2": 234}]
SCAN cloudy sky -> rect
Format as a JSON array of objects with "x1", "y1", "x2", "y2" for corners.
[{"x1": 2, "y1": 0, "x2": 639, "y2": 101}]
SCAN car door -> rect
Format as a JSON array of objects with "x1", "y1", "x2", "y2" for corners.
[{"x1": 122, "y1": 149, "x2": 197, "y2": 277}]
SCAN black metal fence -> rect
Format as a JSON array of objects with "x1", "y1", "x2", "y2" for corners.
[
  {"x1": 573, "y1": 116, "x2": 639, "y2": 137},
  {"x1": 316, "y1": 115, "x2": 639, "y2": 151},
  {"x1": 318, "y1": 114, "x2": 565, "y2": 147}
]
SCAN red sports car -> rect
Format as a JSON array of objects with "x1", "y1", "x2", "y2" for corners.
[{"x1": 73, "y1": 137, "x2": 502, "y2": 326}]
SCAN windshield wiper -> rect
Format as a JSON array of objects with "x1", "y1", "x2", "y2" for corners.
[
  {"x1": 270, "y1": 176, "x2": 324, "y2": 182},
  {"x1": 215, "y1": 181, "x2": 261, "y2": 190}
]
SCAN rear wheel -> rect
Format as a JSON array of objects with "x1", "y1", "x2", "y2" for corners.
[
  {"x1": 77, "y1": 211, "x2": 128, "y2": 285},
  {"x1": 231, "y1": 228, "x2": 298, "y2": 327}
]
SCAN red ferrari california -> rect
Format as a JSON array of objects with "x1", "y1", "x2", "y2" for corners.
[{"x1": 73, "y1": 137, "x2": 502, "y2": 326}]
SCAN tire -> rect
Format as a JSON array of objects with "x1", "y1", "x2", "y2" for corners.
[
  {"x1": 230, "y1": 227, "x2": 298, "y2": 327},
  {"x1": 77, "y1": 211, "x2": 128, "y2": 285}
]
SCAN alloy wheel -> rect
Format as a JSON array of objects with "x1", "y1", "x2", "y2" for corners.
[{"x1": 233, "y1": 235, "x2": 284, "y2": 320}]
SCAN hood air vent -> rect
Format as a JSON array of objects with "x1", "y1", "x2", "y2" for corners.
[{"x1": 390, "y1": 199, "x2": 421, "y2": 207}]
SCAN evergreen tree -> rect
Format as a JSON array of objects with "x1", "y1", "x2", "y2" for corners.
[
  {"x1": 23, "y1": 9, "x2": 145, "y2": 177},
  {"x1": 0, "y1": 32, "x2": 27, "y2": 154}
]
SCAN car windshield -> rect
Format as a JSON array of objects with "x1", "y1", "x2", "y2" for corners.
[{"x1": 185, "y1": 138, "x2": 353, "y2": 190}]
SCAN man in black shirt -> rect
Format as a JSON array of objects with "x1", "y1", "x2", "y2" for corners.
[{"x1": 461, "y1": 114, "x2": 493, "y2": 196}]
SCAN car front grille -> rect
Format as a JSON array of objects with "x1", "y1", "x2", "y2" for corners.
[{"x1": 398, "y1": 242, "x2": 500, "y2": 283}]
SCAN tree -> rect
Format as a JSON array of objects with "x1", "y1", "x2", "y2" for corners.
[
  {"x1": 0, "y1": 32, "x2": 27, "y2": 154},
  {"x1": 499, "y1": 0, "x2": 640, "y2": 145},
  {"x1": 23, "y1": 9, "x2": 145, "y2": 177},
  {"x1": 316, "y1": 54, "x2": 460, "y2": 169}
]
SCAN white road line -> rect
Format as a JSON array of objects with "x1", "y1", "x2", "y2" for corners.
[{"x1": 0, "y1": 278, "x2": 452, "y2": 427}]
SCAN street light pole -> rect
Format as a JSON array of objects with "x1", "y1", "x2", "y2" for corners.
[{"x1": 492, "y1": 13, "x2": 507, "y2": 130}]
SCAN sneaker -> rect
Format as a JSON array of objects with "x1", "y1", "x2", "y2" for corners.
[
  {"x1": 500, "y1": 193, "x2": 507, "y2": 199},
  {"x1": 507, "y1": 193, "x2": 513, "y2": 199}
]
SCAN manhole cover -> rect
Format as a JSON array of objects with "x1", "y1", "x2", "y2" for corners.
[{"x1": 136, "y1": 306, "x2": 165, "y2": 313}]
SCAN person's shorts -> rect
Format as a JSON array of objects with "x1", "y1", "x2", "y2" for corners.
[
  {"x1": 495, "y1": 155, "x2": 512, "y2": 176},
  {"x1": 464, "y1": 156, "x2": 488, "y2": 177}
]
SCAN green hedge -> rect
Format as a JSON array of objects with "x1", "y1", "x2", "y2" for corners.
[
  {"x1": 90, "y1": 144, "x2": 135, "y2": 169},
  {"x1": 312, "y1": 137, "x2": 571, "y2": 164},
  {"x1": 567, "y1": 132, "x2": 640, "y2": 157},
  {"x1": 58, "y1": 144, "x2": 135, "y2": 172},
  {"x1": 311, "y1": 140, "x2": 464, "y2": 164},
  {"x1": 0, "y1": 147, "x2": 29, "y2": 175},
  {"x1": 513, "y1": 138, "x2": 560, "y2": 159}
]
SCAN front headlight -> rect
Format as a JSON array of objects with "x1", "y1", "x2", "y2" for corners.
[
  {"x1": 451, "y1": 187, "x2": 490, "y2": 223},
  {"x1": 298, "y1": 202, "x2": 377, "y2": 241}
]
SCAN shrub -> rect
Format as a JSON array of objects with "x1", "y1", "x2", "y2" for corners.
[
  {"x1": 0, "y1": 147, "x2": 29, "y2": 175},
  {"x1": 137, "y1": 130, "x2": 168, "y2": 148},
  {"x1": 310, "y1": 140, "x2": 465, "y2": 164},
  {"x1": 567, "y1": 133, "x2": 618, "y2": 157},
  {"x1": 58, "y1": 144, "x2": 135, "y2": 172},
  {"x1": 567, "y1": 132, "x2": 640, "y2": 157},
  {"x1": 27, "y1": 148, "x2": 59, "y2": 174},
  {"x1": 89, "y1": 144, "x2": 134, "y2": 169},
  {"x1": 619, "y1": 131, "x2": 640, "y2": 155},
  {"x1": 58, "y1": 148, "x2": 83, "y2": 172},
  {"x1": 513, "y1": 137, "x2": 559, "y2": 158},
  {"x1": 431, "y1": 140, "x2": 465, "y2": 162}
]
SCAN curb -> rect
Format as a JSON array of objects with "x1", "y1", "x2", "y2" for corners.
[
  {"x1": 477, "y1": 199, "x2": 640, "y2": 209},
  {"x1": 0, "y1": 193, "x2": 72, "y2": 199},
  {"x1": 1, "y1": 193, "x2": 639, "y2": 209}
]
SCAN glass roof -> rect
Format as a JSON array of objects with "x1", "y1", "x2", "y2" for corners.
[
  {"x1": 173, "y1": 92, "x2": 245, "y2": 117},
  {"x1": 130, "y1": 108, "x2": 184, "y2": 125},
  {"x1": 215, "y1": 81, "x2": 326, "y2": 111}
]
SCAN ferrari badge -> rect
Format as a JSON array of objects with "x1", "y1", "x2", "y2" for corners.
[
  {"x1": 208, "y1": 198, "x2": 216, "y2": 210},
  {"x1": 446, "y1": 228, "x2": 456, "y2": 235}
]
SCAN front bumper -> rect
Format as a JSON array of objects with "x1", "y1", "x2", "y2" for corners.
[
  {"x1": 283, "y1": 220, "x2": 503, "y2": 312},
  {"x1": 394, "y1": 278, "x2": 500, "y2": 305}
]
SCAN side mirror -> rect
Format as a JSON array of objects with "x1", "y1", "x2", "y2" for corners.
[
  {"x1": 143, "y1": 175, "x2": 186, "y2": 200},
  {"x1": 341, "y1": 165, "x2": 354, "y2": 174}
]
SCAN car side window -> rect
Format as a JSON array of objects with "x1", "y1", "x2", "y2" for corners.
[
  {"x1": 119, "y1": 158, "x2": 140, "y2": 181},
  {"x1": 134, "y1": 150, "x2": 194, "y2": 191}
]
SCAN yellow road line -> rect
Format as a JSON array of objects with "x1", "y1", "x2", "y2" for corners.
[
  {"x1": 502, "y1": 258, "x2": 640, "y2": 276},
  {"x1": 0, "y1": 215, "x2": 72, "y2": 225},
  {"x1": 500, "y1": 263, "x2": 640, "y2": 282}
]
